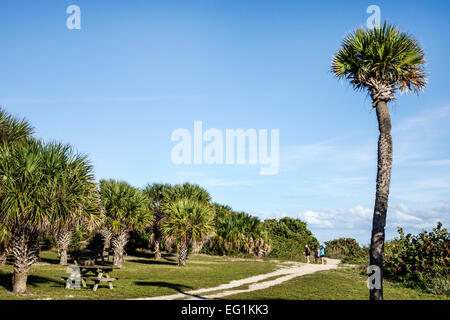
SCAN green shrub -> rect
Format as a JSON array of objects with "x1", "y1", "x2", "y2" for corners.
[
  {"x1": 202, "y1": 205, "x2": 271, "y2": 257},
  {"x1": 384, "y1": 222, "x2": 449, "y2": 295},
  {"x1": 263, "y1": 217, "x2": 318, "y2": 261},
  {"x1": 324, "y1": 238, "x2": 368, "y2": 264}
]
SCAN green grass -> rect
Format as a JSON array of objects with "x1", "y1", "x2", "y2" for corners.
[
  {"x1": 0, "y1": 250, "x2": 278, "y2": 300},
  {"x1": 222, "y1": 266, "x2": 449, "y2": 300},
  {"x1": 1, "y1": 251, "x2": 447, "y2": 300}
]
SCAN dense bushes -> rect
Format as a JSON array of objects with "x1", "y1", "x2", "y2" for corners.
[
  {"x1": 324, "y1": 238, "x2": 368, "y2": 264},
  {"x1": 384, "y1": 222, "x2": 449, "y2": 295},
  {"x1": 264, "y1": 217, "x2": 318, "y2": 261},
  {"x1": 202, "y1": 204, "x2": 271, "y2": 257}
]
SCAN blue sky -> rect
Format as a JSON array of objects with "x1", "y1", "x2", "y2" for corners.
[{"x1": 1, "y1": 0, "x2": 449, "y2": 245}]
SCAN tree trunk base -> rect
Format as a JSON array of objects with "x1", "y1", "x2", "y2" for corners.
[
  {"x1": 12, "y1": 271, "x2": 31, "y2": 296},
  {"x1": 59, "y1": 250, "x2": 68, "y2": 265}
]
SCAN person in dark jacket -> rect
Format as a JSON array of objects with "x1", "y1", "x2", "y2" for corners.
[{"x1": 304, "y1": 245, "x2": 311, "y2": 264}]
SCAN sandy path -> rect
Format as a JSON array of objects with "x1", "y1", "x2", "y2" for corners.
[{"x1": 133, "y1": 258, "x2": 340, "y2": 300}]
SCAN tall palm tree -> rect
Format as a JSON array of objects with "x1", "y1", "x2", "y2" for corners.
[
  {"x1": 0, "y1": 109, "x2": 34, "y2": 266},
  {"x1": 99, "y1": 179, "x2": 152, "y2": 267},
  {"x1": 143, "y1": 183, "x2": 173, "y2": 260},
  {"x1": 331, "y1": 22, "x2": 427, "y2": 300},
  {"x1": 162, "y1": 198, "x2": 214, "y2": 266},
  {"x1": 0, "y1": 140, "x2": 99, "y2": 295}
]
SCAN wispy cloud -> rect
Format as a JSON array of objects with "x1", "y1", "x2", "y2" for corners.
[
  {"x1": 408, "y1": 159, "x2": 450, "y2": 167},
  {"x1": 251, "y1": 210, "x2": 287, "y2": 220},
  {"x1": 296, "y1": 202, "x2": 449, "y2": 243},
  {"x1": 394, "y1": 106, "x2": 450, "y2": 133}
]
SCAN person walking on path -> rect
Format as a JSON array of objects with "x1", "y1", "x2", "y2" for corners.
[
  {"x1": 314, "y1": 246, "x2": 321, "y2": 264},
  {"x1": 320, "y1": 245, "x2": 325, "y2": 264},
  {"x1": 304, "y1": 245, "x2": 311, "y2": 264}
]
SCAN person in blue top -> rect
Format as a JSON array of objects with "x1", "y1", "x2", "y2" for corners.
[{"x1": 320, "y1": 245, "x2": 325, "y2": 264}]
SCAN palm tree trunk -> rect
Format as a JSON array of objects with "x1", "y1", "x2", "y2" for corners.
[
  {"x1": 191, "y1": 239, "x2": 204, "y2": 254},
  {"x1": 101, "y1": 228, "x2": 113, "y2": 254},
  {"x1": 153, "y1": 213, "x2": 163, "y2": 260},
  {"x1": 178, "y1": 237, "x2": 188, "y2": 266},
  {"x1": 112, "y1": 230, "x2": 129, "y2": 268},
  {"x1": 10, "y1": 227, "x2": 39, "y2": 295},
  {"x1": 164, "y1": 236, "x2": 175, "y2": 253},
  {"x1": 56, "y1": 227, "x2": 72, "y2": 265},
  {"x1": 0, "y1": 243, "x2": 8, "y2": 266},
  {"x1": 153, "y1": 233, "x2": 162, "y2": 260},
  {"x1": 369, "y1": 100, "x2": 393, "y2": 301}
]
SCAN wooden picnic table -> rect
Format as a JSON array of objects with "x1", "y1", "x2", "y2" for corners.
[
  {"x1": 69, "y1": 249, "x2": 113, "y2": 265},
  {"x1": 59, "y1": 264, "x2": 121, "y2": 291}
]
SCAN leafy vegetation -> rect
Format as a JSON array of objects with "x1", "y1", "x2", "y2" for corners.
[
  {"x1": 324, "y1": 238, "x2": 368, "y2": 265},
  {"x1": 0, "y1": 137, "x2": 100, "y2": 294},
  {"x1": 202, "y1": 204, "x2": 271, "y2": 257},
  {"x1": 263, "y1": 217, "x2": 318, "y2": 261},
  {"x1": 99, "y1": 179, "x2": 152, "y2": 267},
  {"x1": 384, "y1": 222, "x2": 449, "y2": 295},
  {"x1": 163, "y1": 199, "x2": 214, "y2": 266}
]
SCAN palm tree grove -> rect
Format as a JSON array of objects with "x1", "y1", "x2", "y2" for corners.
[{"x1": 0, "y1": 1, "x2": 448, "y2": 311}]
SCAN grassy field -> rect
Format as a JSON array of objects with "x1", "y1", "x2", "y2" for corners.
[
  {"x1": 0, "y1": 251, "x2": 447, "y2": 300},
  {"x1": 0, "y1": 251, "x2": 278, "y2": 300},
  {"x1": 223, "y1": 266, "x2": 448, "y2": 300}
]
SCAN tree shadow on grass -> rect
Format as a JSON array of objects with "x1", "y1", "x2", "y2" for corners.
[
  {"x1": 0, "y1": 271, "x2": 63, "y2": 292},
  {"x1": 130, "y1": 251, "x2": 176, "y2": 262},
  {"x1": 127, "y1": 259, "x2": 178, "y2": 266},
  {"x1": 134, "y1": 281, "x2": 207, "y2": 299},
  {"x1": 38, "y1": 256, "x2": 61, "y2": 265}
]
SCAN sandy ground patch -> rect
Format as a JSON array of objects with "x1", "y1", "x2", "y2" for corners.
[{"x1": 133, "y1": 258, "x2": 340, "y2": 300}]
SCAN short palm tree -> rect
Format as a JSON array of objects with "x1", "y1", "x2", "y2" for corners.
[
  {"x1": 41, "y1": 143, "x2": 103, "y2": 265},
  {"x1": 331, "y1": 22, "x2": 427, "y2": 300},
  {"x1": 0, "y1": 140, "x2": 99, "y2": 295},
  {"x1": 99, "y1": 179, "x2": 152, "y2": 267},
  {"x1": 162, "y1": 199, "x2": 214, "y2": 266},
  {"x1": 143, "y1": 183, "x2": 173, "y2": 260},
  {"x1": 0, "y1": 109, "x2": 34, "y2": 266},
  {"x1": 54, "y1": 184, "x2": 103, "y2": 265}
]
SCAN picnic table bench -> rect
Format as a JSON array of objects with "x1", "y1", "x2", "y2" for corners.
[
  {"x1": 69, "y1": 249, "x2": 113, "y2": 265},
  {"x1": 58, "y1": 264, "x2": 121, "y2": 291}
]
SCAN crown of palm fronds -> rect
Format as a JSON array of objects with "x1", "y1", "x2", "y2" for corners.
[
  {"x1": 99, "y1": 179, "x2": 152, "y2": 233},
  {"x1": 0, "y1": 108, "x2": 34, "y2": 149},
  {"x1": 331, "y1": 22, "x2": 427, "y2": 99},
  {"x1": 162, "y1": 198, "x2": 214, "y2": 241},
  {"x1": 168, "y1": 182, "x2": 212, "y2": 204},
  {"x1": 0, "y1": 139, "x2": 99, "y2": 232}
]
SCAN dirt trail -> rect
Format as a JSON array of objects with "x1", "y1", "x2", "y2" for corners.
[{"x1": 133, "y1": 258, "x2": 340, "y2": 300}]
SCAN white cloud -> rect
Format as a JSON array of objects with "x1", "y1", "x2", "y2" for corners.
[
  {"x1": 296, "y1": 203, "x2": 449, "y2": 237},
  {"x1": 409, "y1": 159, "x2": 450, "y2": 167},
  {"x1": 394, "y1": 106, "x2": 450, "y2": 133},
  {"x1": 297, "y1": 205, "x2": 372, "y2": 229},
  {"x1": 252, "y1": 210, "x2": 287, "y2": 220}
]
